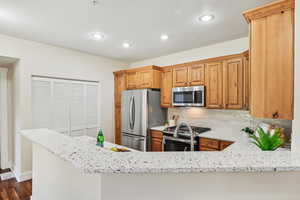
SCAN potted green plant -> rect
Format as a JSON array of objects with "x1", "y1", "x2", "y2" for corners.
[{"x1": 249, "y1": 127, "x2": 285, "y2": 151}]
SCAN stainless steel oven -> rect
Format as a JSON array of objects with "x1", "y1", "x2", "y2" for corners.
[
  {"x1": 172, "y1": 86, "x2": 205, "y2": 107},
  {"x1": 162, "y1": 136, "x2": 197, "y2": 151}
]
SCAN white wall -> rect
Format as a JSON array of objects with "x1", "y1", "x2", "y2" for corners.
[
  {"x1": 0, "y1": 34, "x2": 128, "y2": 174},
  {"x1": 292, "y1": 0, "x2": 300, "y2": 152},
  {"x1": 130, "y1": 37, "x2": 249, "y2": 67}
]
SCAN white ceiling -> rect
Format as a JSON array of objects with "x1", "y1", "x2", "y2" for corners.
[{"x1": 0, "y1": 0, "x2": 276, "y2": 62}]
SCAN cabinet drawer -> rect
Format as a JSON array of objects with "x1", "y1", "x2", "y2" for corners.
[
  {"x1": 199, "y1": 138, "x2": 220, "y2": 149},
  {"x1": 199, "y1": 146, "x2": 218, "y2": 151},
  {"x1": 151, "y1": 130, "x2": 163, "y2": 139},
  {"x1": 220, "y1": 141, "x2": 233, "y2": 150},
  {"x1": 151, "y1": 138, "x2": 163, "y2": 152}
]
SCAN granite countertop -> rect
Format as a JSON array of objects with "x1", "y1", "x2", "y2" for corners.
[
  {"x1": 21, "y1": 129, "x2": 300, "y2": 174},
  {"x1": 150, "y1": 126, "x2": 166, "y2": 131}
]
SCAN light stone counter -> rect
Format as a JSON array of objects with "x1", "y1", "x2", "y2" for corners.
[
  {"x1": 21, "y1": 129, "x2": 300, "y2": 174},
  {"x1": 150, "y1": 126, "x2": 166, "y2": 131}
]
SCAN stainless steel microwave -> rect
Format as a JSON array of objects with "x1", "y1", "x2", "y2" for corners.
[{"x1": 172, "y1": 86, "x2": 205, "y2": 107}]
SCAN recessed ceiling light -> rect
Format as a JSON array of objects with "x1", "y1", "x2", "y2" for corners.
[
  {"x1": 161, "y1": 34, "x2": 169, "y2": 41},
  {"x1": 123, "y1": 42, "x2": 131, "y2": 48},
  {"x1": 90, "y1": 32, "x2": 105, "y2": 41},
  {"x1": 199, "y1": 15, "x2": 214, "y2": 22}
]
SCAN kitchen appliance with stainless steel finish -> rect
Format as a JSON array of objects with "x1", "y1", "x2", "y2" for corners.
[
  {"x1": 162, "y1": 124, "x2": 211, "y2": 151},
  {"x1": 121, "y1": 89, "x2": 166, "y2": 151},
  {"x1": 172, "y1": 86, "x2": 205, "y2": 107}
]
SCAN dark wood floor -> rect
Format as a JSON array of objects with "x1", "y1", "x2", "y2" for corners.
[{"x1": 0, "y1": 169, "x2": 32, "y2": 200}]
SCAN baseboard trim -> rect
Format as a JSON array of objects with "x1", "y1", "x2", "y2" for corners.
[{"x1": 12, "y1": 168, "x2": 32, "y2": 182}]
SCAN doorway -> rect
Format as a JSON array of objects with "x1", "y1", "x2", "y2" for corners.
[{"x1": 0, "y1": 67, "x2": 8, "y2": 170}]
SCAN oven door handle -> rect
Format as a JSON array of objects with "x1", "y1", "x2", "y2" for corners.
[
  {"x1": 162, "y1": 136, "x2": 166, "y2": 152},
  {"x1": 163, "y1": 136, "x2": 196, "y2": 144}
]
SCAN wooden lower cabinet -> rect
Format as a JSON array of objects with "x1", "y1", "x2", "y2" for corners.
[
  {"x1": 151, "y1": 130, "x2": 163, "y2": 152},
  {"x1": 199, "y1": 146, "x2": 218, "y2": 151},
  {"x1": 199, "y1": 137, "x2": 233, "y2": 151},
  {"x1": 149, "y1": 131, "x2": 233, "y2": 152},
  {"x1": 219, "y1": 141, "x2": 234, "y2": 150}
]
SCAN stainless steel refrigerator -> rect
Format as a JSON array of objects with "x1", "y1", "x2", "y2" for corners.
[{"x1": 121, "y1": 89, "x2": 166, "y2": 151}]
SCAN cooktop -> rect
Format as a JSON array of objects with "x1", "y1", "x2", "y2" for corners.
[{"x1": 162, "y1": 125, "x2": 211, "y2": 138}]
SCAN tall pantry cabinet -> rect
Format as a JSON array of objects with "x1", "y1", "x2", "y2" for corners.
[
  {"x1": 243, "y1": 0, "x2": 295, "y2": 120},
  {"x1": 113, "y1": 70, "x2": 126, "y2": 144}
]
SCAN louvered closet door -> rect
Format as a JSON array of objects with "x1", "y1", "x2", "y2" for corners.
[
  {"x1": 70, "y1": 83, "x2": 85, "y2": 136},
  {"x1": 52, "y1": 81, "x2": 71, "y2": 134},
  {"x1": 32, "y1": 79, "x2": 51, "y2": 128},
  {"x1": 86, "y1": 84, "x2": 99, "y2": 137}
]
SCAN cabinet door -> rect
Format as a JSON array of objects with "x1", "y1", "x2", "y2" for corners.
[
  {"x1": 243, "y1": 55, "x2": 250, "y2": 110},
  {"x1": 115, "y1": 106, "x2": 121, "y2": 145},
  {"x1": 173, "y1": 66, "x2": 188, "y2": 87},
  {"x1": 126, "y1": 71, "x2": 138, "y2": 90},
  {"x1": 199, "y1": 147, "x2": 218, "y2": 151},
  {"x1": 219, "y1": 141, "x2": 233, "y2": 151},
  {"x1": 223, "y1": 58, "x2": 244, "y2": 109},
  {"x1": 138, "y1": 70, "x2": 153, "y2": 88},
  {"x1": 205, "y1": 62, "x2": 223, "y2": 109},
  {"x1": 161, "y1": 68, "x2": 173, "y2": 107},
  {"x1": 250, "y1": 10, "x2": 294, "y2": 119},
  {"x1": 151, "y1": 138, "x2": 163, "y2": 152},
  {"x1": 188, "y1": 63, "x2": 205, "y2": 86}
]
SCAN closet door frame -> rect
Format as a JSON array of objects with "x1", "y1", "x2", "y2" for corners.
[{"x1": 0, "y1": 67, "x2": 9, "y2": 169}]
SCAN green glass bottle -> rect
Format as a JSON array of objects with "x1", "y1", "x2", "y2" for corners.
[{"x1": 97, "y1": 128, "x2": 105, "y2": 147}]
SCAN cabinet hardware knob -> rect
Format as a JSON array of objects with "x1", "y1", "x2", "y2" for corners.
[{"x1": 272, "y1": 112, "x2": 279, "y2": 119}]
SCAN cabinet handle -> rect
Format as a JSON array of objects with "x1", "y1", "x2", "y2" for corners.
[{"x1": 272, "y1": 112, "x2": 279, "y2": 119}]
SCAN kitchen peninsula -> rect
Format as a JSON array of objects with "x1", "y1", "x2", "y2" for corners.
[{"x1": 23, "y1": 129, "x2": 300, "y2": 200}]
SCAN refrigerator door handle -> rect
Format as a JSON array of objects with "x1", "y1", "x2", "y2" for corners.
[
  {"x1": 132, "y1": 96, "x2": 135, "y2": 129},
  {"x1": 129, "y1": 96, "x2": 133, "y2": 130}
]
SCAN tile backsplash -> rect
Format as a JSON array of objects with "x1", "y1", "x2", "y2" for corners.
[{"x1": 168, "y1": 108, "x2": 292, "y2": 140}]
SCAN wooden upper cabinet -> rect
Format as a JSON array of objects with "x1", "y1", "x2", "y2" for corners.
[
  {"x1": 243, "y1": 53, "x2": 250, "y2": 110},
  {"x1": 188, "y1": 63, "x2": 205, "y2": 86},
  {"x1": 126, "y1": 71, "x2": 138, "y2": 90},
  {"x1": 126, "y1": 66, "x2": 161, "y2": 90},
  {"x1": 173, "y1": 62, "x2": 205, "y2": 87},
  {"x1": 139, "y1": 70, "x2": 153, "y2": 88},
  {"x1": 223, "y1": 58, "x2": 244, "y2": 109},
  {"x1": 205, "y1": 62, "x2": 223, "y2": 109},
  {"x1": 244, "y1": 0, "x2": 294, "y2": 120},
  {"x1": 173, "y1": 65, "x2": 189, "y2": 87},
  {"x1": 161, "y1": 67, "x2": 173, "y2": 108}
]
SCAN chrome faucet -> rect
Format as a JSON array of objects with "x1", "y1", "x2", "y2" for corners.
[{"x1": 174, "y1": 122, "x2": 195, "y2": 151}]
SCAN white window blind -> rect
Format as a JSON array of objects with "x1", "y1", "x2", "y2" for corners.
[{"x1": 32, "y1": 77, "x2": 100, "y2": 137}]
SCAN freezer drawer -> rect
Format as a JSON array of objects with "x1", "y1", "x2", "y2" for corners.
[{"x1": 121, "y1": 133, "x2": 146, "y2": 151}]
